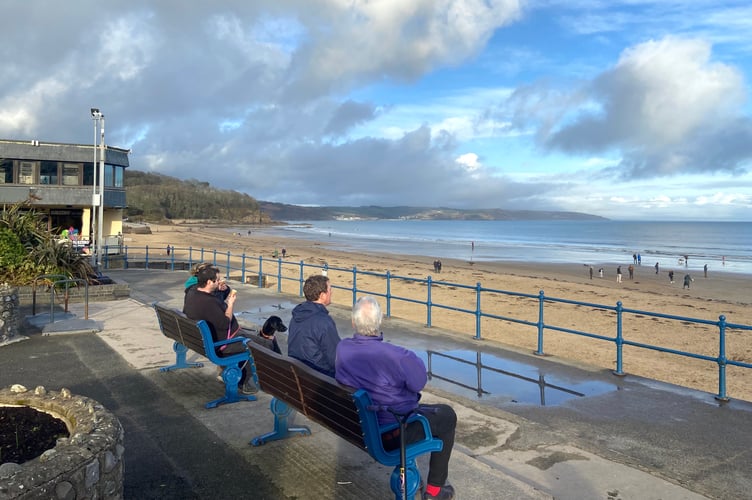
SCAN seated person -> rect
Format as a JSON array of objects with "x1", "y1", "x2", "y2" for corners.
[
  {"x1": 336, "y1": 296, "x2": 457, "y2": 500},
  {"x1": 183, "y1": 265, "x2": 256, "y2": 394},
  {"x1": 287, "y1": 275, "x2": 340, "y2": 377},
  {"x1": 185, "y1": 262, "x2": 231, "y2": 301}
]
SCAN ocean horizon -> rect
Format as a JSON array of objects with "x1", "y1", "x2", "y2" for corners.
[{"x1": 234, "y1": 219, "x2": 752, "y2": 276}]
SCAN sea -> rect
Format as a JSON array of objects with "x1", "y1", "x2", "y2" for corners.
[{"x1": 237, "y1": 220, "x2": 752, "y2": 276}]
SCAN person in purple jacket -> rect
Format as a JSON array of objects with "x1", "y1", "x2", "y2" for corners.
[{"x1": 335, "y1": 296, "x2": 457, "y2": 500}]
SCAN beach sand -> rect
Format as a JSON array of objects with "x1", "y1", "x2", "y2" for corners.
[{"x1": 124, "y1": 222, "x2": 752, "y2": 402}]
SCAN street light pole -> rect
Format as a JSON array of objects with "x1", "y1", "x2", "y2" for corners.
[
  {"x1": 97, "y1": 115, "x2": 105, "y2": 270},
  {"x1": 90, "y1": 108, "x2": 102, "y2": 270}
]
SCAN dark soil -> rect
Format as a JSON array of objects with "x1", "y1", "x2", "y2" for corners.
[{"x1": 0, "y1": 406, "x2": 69, "y2": 464}]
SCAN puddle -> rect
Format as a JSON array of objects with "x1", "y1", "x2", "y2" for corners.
[
  {"x1": 236, "y1": 302, "x2": 297, "y2": 325},
  {"x1": 419, "y1": 349, "x2": 616, "y2": 407}
]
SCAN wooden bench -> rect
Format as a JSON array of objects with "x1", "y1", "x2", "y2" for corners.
[
  {"x1": 246, "y1": 342, "x2": 443, "y2": 500},
  {"x1": 153, "y1": 303, "x2": 258, "y2": 409}
]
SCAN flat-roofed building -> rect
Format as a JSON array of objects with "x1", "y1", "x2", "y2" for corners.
[{"x1": 0, "y1": 138, "x2": 129, "y2": 250}]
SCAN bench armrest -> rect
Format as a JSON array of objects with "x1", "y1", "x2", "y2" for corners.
[{"x1": 352, "y1": 389, "x2": 443, "y2": 467}]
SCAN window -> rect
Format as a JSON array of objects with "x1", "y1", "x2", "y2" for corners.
[
  {"x1": 0, "y1": 159, "x2": 11, "y2": 184},
  {"x1": 83, "y1": 163, "x2": 94, "y2": 186},
  {"x1": 62, "y1": 163, "x2": 81, "y2": 185},
  {"x1": 105, "y1": 164, "x2": 114, "y2": 187},
  {"x1": 40, "y1": 161, "x2": 59, "y2": 185},
  {"x1": 114, "y1": 166, "x2": 124, "y2": 187},
  {"x1": 18, "y1": 161, "x2": 36, "y2": 184}
]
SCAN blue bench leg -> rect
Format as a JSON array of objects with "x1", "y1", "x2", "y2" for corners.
[
  {"x1": 160, "y1": 342, "x2": 204, "y2": 372},
  {"x1": 250, "y1": 398, "x2": 311, "y2": 446},
  {"x1": 390, "y1": 460, "x2": 423, "y2": 500},
  {"x1": 205, "y1": 365, "x2": 256, "y2": 409}
]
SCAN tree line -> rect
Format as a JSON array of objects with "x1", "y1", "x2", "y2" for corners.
[{"x1": 125, "y1": 170, "x2": 267, "y2": 223}]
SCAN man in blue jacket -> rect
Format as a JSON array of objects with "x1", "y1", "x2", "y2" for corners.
[
  {"x1": 336, "y1": 296, "x2": 457, "y2": 500},
  {"x1": 287, "y1": 274, "x2": 340, "y2": 377}
]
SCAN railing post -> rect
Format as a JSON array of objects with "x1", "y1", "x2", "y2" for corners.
[
  {"x1": 124, "y1": 245, "x2": 129, "y2": 270},
  {"x1": 277, "y1": 258, "x2": 282, "y2": 293},
  {"x1": 212, "y1": 249, "x2": 218, "y2": 267},
  {"x1": 385, "y1": 271, "x2": 392, "y2": 318},
  {"x1": 613, "y1": 301, "x2": 625, "y2": 376},
  {"x1": 475, "y1": 282, "x2": 482, "y2": 340},
  {"x1": 169, "y1": 246, "x2": 175, "y2": 271},
  {"x1": 103, "y1": 246, "x2": 109, "y2": 269},
  {"x1": 145, "y1": 245, "x2": 150, "y2": 270},
  {"x1": 241, "y1": 253, "x2": 246, "y2": 284},
  {"x1": 534, "y1": 290, "x2": 545, "y2": 355},
  {"x1": 299, "y1": 260, "x2": 305, "y2": 296},
  {"x1": 426, "y1": 276, "x2": 432, "y2": 327},
  {"x1": 258, "y1": 255, "x2": 264, "y2": 288},
  {"x1": 716, "y1": 315, "x2": 729, "y2": 402},
  {"x1": 225, "y1": 251, "x2": 231, "y2": 279},
  {"x1": 352, "y1": 266, "x2": 357, "y2": 307},
  {"x1": 200, "y1": 247, "x2": 205, "y2": 262}
]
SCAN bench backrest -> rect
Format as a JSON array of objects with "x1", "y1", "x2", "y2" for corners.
[
  {"x1": 247, "y1": 342, "x2": 366, "y2": 451},
  {"x1": 154, "y1": 303, "x2": 207, "y2": 358}
]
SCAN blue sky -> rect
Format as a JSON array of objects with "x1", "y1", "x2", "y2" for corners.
[{"x1": 1, "y1": 0, "x2": 751, "y2": 220}]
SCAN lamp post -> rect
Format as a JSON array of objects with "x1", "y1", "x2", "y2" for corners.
[
  {"x1": 90, "y1": 108, "x2": 101, "y2": 270},
  {"x1": 89, "y1": 108, "x2": 104, "y2": 271}
]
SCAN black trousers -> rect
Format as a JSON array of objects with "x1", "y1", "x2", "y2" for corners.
[{"x1": 381, "y1": 403, "x2": 457, "y2": 487}]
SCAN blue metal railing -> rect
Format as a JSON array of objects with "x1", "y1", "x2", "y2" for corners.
[{"x1": 103, "y1": 244, "x2": 752, "y2": 402}]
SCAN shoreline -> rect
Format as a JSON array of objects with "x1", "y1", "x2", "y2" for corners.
[{"x1": 123, "y1": 222, "x2": 752, "y2": 401}]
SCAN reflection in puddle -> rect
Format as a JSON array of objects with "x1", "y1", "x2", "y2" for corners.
[
  {"x1": 421, "y1": 349, "x2": 616, "y2": 407},
  {"x1": 236, "y1": 302, "x2": 297, "y2": 325}
]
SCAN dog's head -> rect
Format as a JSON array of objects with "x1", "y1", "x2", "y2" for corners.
[{"x1": 262, "y1": 315, "x2": 288, "y2": 335}]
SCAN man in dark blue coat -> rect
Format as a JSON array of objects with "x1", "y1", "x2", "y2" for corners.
[{"x1": 287, "y1": 274, "x2": 340, "y2": 377}]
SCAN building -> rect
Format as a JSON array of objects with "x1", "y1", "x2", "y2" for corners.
[{"x1": 0, "y1": 138, "x2": 129, "y2": 251}]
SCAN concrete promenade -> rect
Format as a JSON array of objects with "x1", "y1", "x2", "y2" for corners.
[{"x1": 5, "y1": 269, "x2": 752, "y2": 499}]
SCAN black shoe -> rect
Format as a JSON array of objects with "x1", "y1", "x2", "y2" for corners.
[{"x1": 423, "y1": 484, "x2": 455, "y2": 499}]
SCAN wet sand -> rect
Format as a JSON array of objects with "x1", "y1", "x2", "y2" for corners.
[{"x1": 124, "y1": 222, "x2": 752, "y2": 401}]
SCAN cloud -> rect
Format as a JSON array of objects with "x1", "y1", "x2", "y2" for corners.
[{"x1": 508, "y1": 36, "x2": 752, "y2": 178}]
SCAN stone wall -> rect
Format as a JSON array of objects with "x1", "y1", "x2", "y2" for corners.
[
  {"x1": 0, "y1": 284, "x2": 20, "y2": 344},
  {"x1": 0, "y1": 385, "x2": 124, "y2": 500}
]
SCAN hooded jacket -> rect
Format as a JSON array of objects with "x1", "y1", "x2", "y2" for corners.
[{"x1": 287, "y1": 301, "x2": 340, "y2": 377}]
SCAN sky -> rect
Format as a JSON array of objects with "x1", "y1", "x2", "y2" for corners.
[{"x1": 1, "y1": 0, "x2": 751, "y2": 221}]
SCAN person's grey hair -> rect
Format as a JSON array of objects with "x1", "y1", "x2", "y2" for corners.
[{"x1": 352, "y1": 296, "x2": 382, "y2": 336}]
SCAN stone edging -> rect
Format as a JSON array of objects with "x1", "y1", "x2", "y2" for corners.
[{"x1": 0, "y1": 385, "x2": 124, "y2": 500}]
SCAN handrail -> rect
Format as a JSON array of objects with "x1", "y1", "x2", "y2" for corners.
[{"x1": 104, "y1": 244, "x2": 752, "y2": 402}]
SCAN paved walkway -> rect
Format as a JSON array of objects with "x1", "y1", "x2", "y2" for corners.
[{"x1": 6, "y1": 269, "x2": 752, "y2": 499}]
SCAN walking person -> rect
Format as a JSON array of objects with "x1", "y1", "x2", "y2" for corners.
[
  {"x1": 683, "y1": 274, "x2": 693, "y2": 289},
  {"x1": 616, "y1": 266, "x2": 622, "y2": 283}
]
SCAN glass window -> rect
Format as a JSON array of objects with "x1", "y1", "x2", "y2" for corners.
[
  {"x1": 114, "y1": 166, "x2": 124, "y2": 187},
  {"x1": 19, "y1": 161, "x2": 36, "y2": 184},
  {"x1": 83, "y1": 163, "x2": 94, "y2": 186},
  {"x1": 62, "y1": 163, "x2": 80, "y2": 185},
  {"x1": 0, "y1": 159, "x2": 12, "y2": 184},
  {"x1": 40, "y1": 161, "x2": 59, "y2": 185},
  {"x1": 105, "y1": 164, "x2": 114, "y2": 187}
]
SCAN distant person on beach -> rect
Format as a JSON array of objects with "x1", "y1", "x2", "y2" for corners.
[
  {"x1": 437, "y1": 260, "x2": 442, "y2": 272},
  {"x1": 598, "y1": 268, "x2": 604, "y2": 278},
  {"x1": 335, "y1": 296, "x2": 457, "y2": 500},
  {"x1": 628, "y1": 264, "x2": 634, "y2": 280},
  {"x1": 282, "y1": 248, "x2": 287, "y2": 258},
  {"x1": 471, "y1": 241, "x2": 474, "y2": 252},
  {"x1": 589, "y1": 266, "x2": 593, "y2": 280},
  {"x1": 633, "y1": 253, "x2": 637, "y2": 264},
  {"x1": 683, "y1": 274, "x2": 694, "y2": 289},
  {"x1": 655, "y1": 262, "x2": 660, "y2": 274},
  {"x1": 637, "y1": 253, "x2": 641, "y2": 265},
  {"x1": 668, "y1": 270, "x2": 674, "y2": 283},
  {"x1": 704, "y1": 264, "x2": 708, "y2": 278},
  {"x1": 288, "y1": 275, "x2": 340, "y2": 377},
  {"x1": 166, "y1": 245, "x2": 171, "y2": 256},
  {"x1": 616, "y1": 266, "x2": 622, "y2": 283},
  {"x1": 684, "y1": 255, "x2": 689, "y2": 267}
]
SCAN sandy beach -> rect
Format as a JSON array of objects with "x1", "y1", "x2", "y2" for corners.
[{"x1": 124, "y1": 222, "x2": 752, "y2": 402}]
